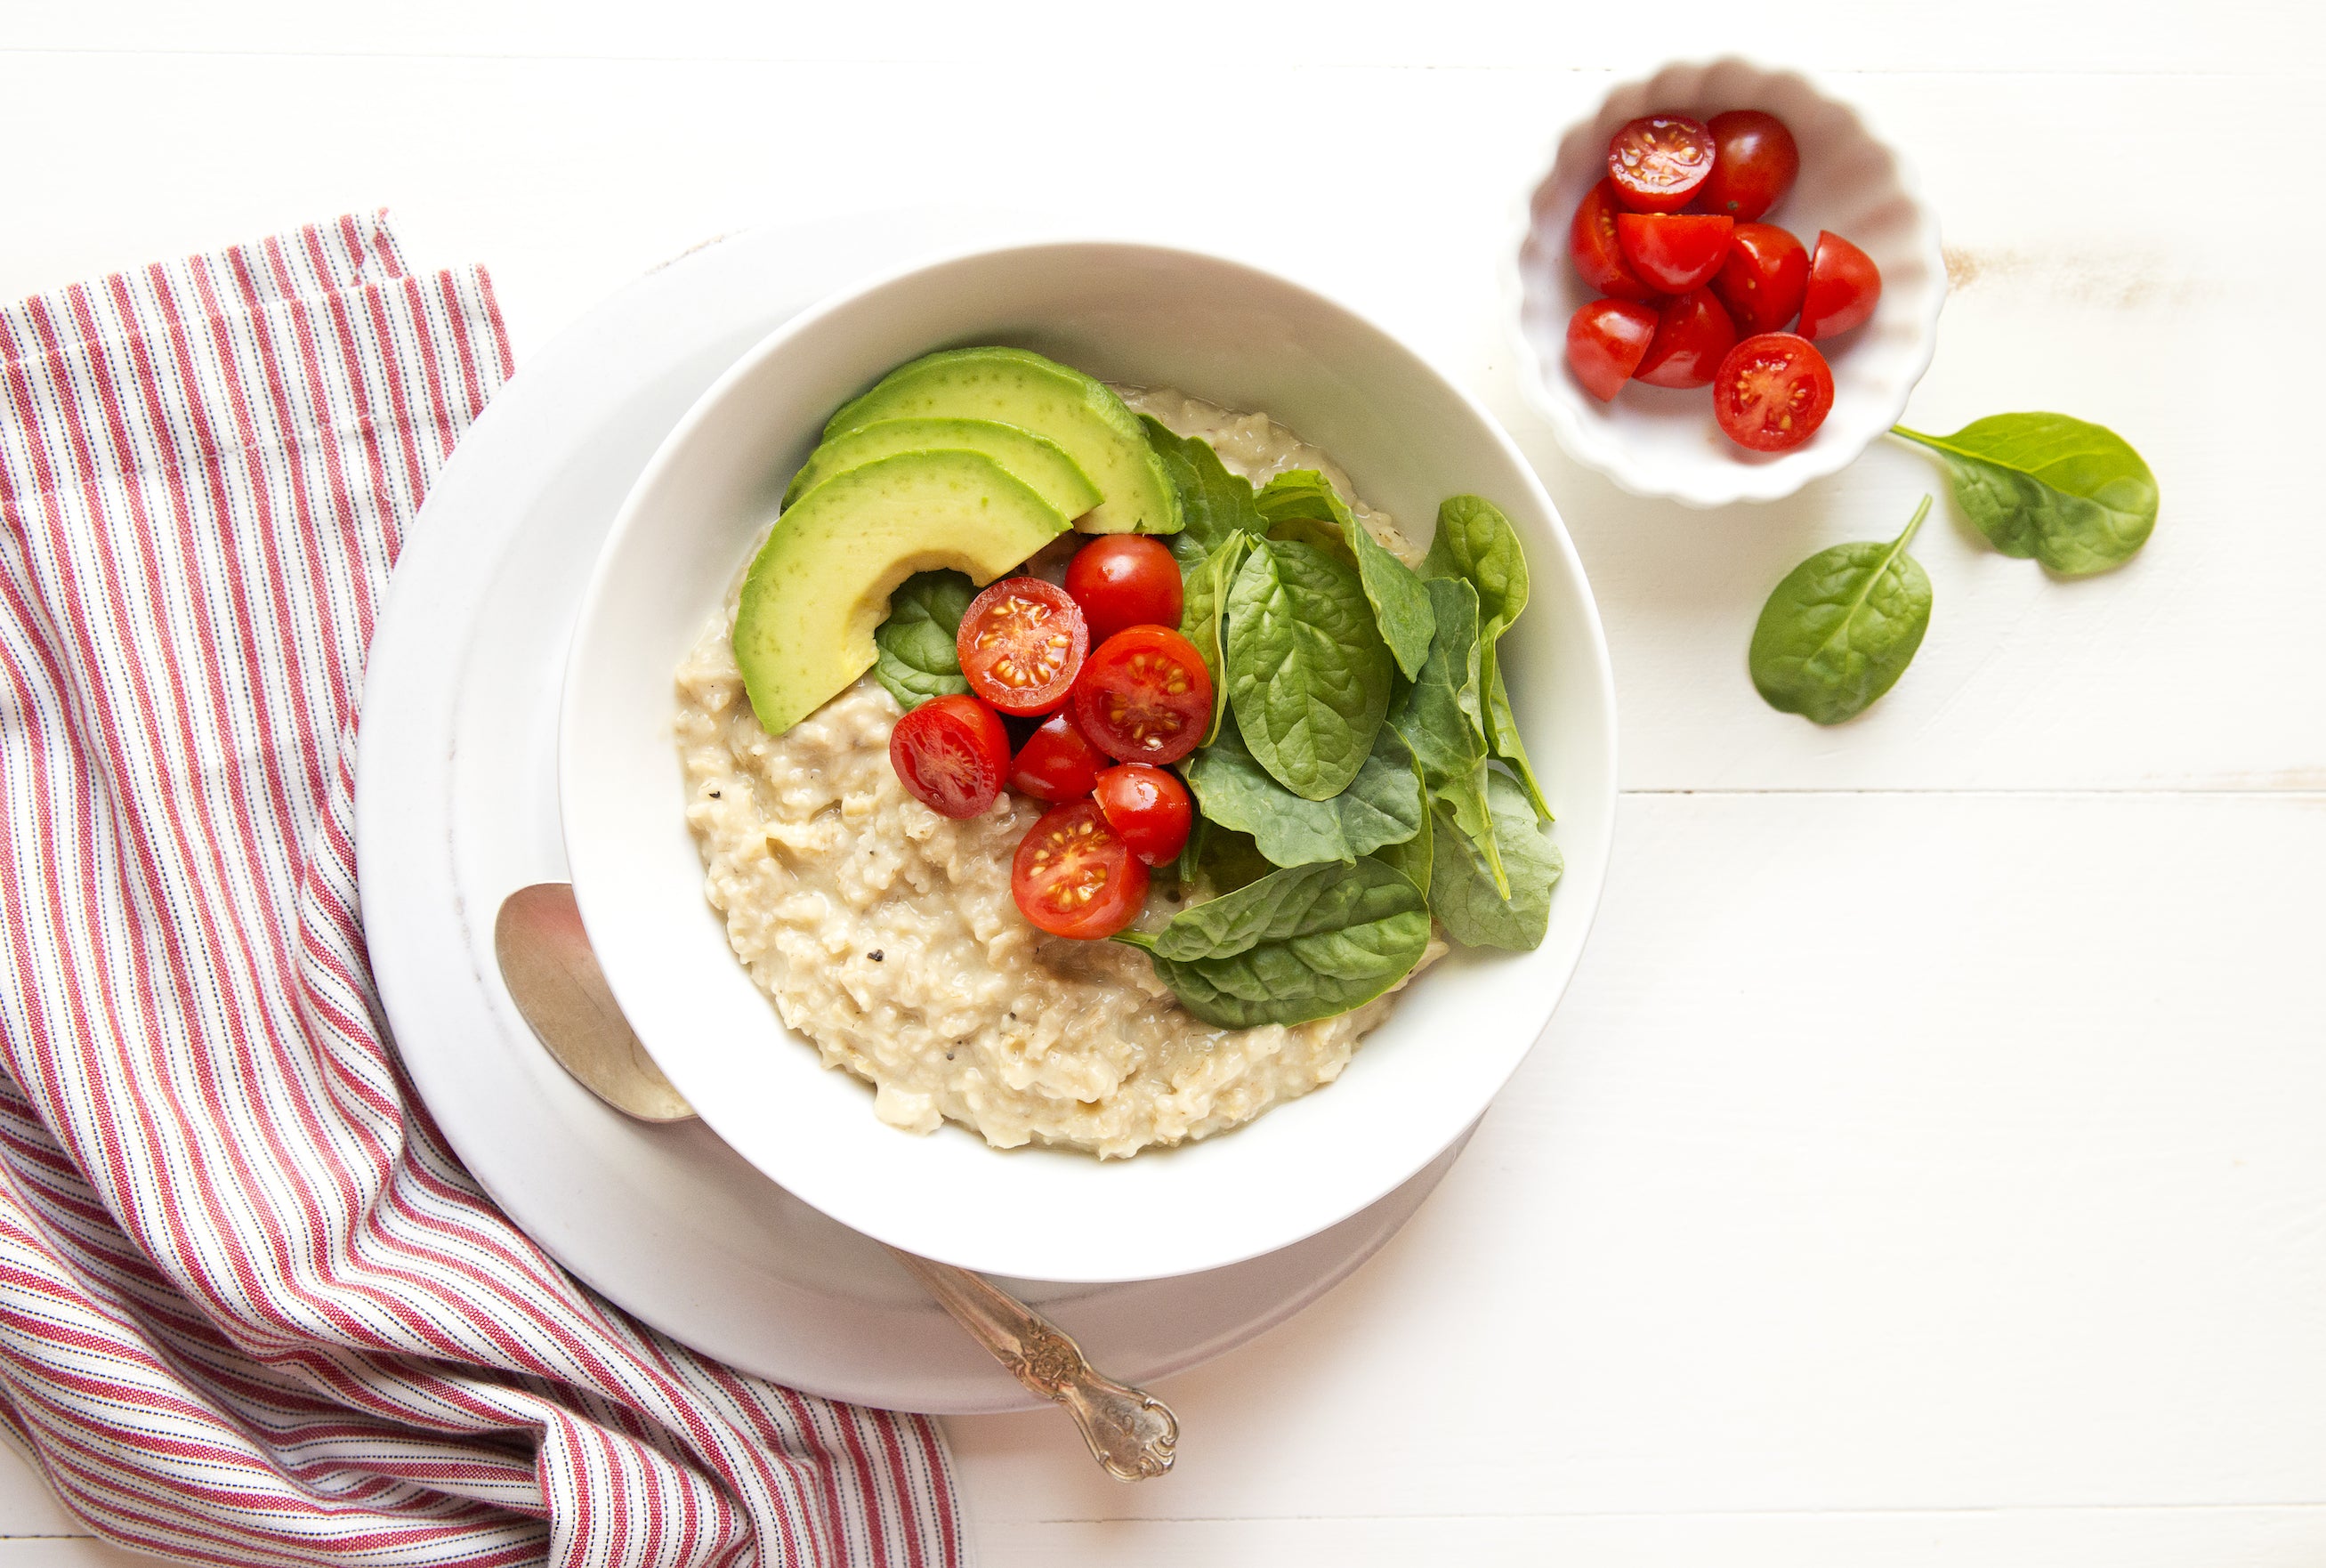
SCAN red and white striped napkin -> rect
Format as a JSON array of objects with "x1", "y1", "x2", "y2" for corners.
[{"x1": 0, "y1": 213, "x2": 962, "y2": 1568}]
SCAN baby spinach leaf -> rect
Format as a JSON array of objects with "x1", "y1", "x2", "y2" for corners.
[
  {"x1": 1264, "y1": 513, "x2": 1353, "y2": 564},
  {"x1": 1373, "y1": 756, "x2": 1434, "y2": 894},
  {"x1": 1481, "y1": 642, "x2": 1551, "y2": 823},
  {"x1": 1184, "y1": 721, "x2": 1422, "y2": 869},
  {"x1": 1257, "y1": 471, "x2": 1436, "y2": 681},
  {"x1": 1175, "y1": 811, "x2": 1208, "y2": 885},
  {"x1": 1419, "y1": 496, "x2": 1548, "y2": 821},
  {"x1": 1422, "y1": 495, "x2": 1529, "y2": 633},
  {"x1": 1892, "y1": 414, "x2": 2157, "y2": 577},
  {"x1": 1428, "y1": 771, "x2": 1563, "y2": 952},
  {"x1": 1256, "y1": 473, "x2": 1354, "y2": 566},
  {"x1": 1142, "y1": 416, "x2": 1265, "y2": 570},
  {"x1": 1749, "y1": 496, "x2": 1934, "y2": 726},
  {"x1": 1225, "y1": 537, "x2": 1394, "y2": 803},
  {"x1": 1387, "y1": 576, "x2": 1508, "y2": 899},
  {"x1": 871, "y1": 569, "x2": 974, "y2": 709},
  {"x1": 1178, "y1": 532, "x2": 1252, "y2": 745},
  {"x1": 1175, "y1": 817, "x2": 1272, "y2": 896},
  {"x1": 1115, "y1": 857, "x2": 1431, "y2": 1029}
]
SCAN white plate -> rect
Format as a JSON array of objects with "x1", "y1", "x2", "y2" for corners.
[
  {"x1": 357, "y1": 209, "x2": 1469, "y2": 1415},
  {"x1": 563, "y1": 239, "x2": 1619, "y2": 1283}
]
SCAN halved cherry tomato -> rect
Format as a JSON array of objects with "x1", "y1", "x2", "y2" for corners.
[
  {"x1": 1633, "y1": 289, "x2": 1738, "y2": 390},
  {"x1": 1008, "y1": 710, "x2": 1104, "y2": 803},
  {"x1": 1567, "y1": 180, "x2": 1660, "y2": 303},
  {"x1": 1798, "y1": 230, "x2": 1882, "y2": 340},
  {"x1": 1698, "y1": 110, "x2": 1799, "y2": 222},
  {"x1": 1070, "y1": 626, "x2": 1214, "y2": 765},
  {"x1": 957, "y1": 576, "x2": 1088, "y2": 715},
  {"x1": 888, "y1": 693, "x2": 1010, "y2": 819},
  {"x1": 1011, "y1": 797, "x2": 1149, "y2": 939},
  {"x1": 1092, "y1": 764, "x2": 1192, "y2": 867},
  {"x1": 1712, "y1": 333, "x2": 1835, "y2": 453},
  {"x1": 1606, "y1": 114, "x2": 1716, "y2": 214},
  {"x1": 1063, "y1": 534, "x2": 1183, "y2": 645},
  {"x1": 1616, "y1": 213, "x2": 1733, "y2": 294},
  {"x1": 1709, "y1": 222, "x2": 1809, "y2": 335},
  {"x1": 1565, "y1": 299, "x2": 1659, "y2": 401}
]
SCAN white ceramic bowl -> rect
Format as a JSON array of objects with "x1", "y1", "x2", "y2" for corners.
[
  {"x1": 1510, "y1": 57, "x2": 1946, "y2": 507},
  {"x1": 561, "y1": 239, "x2": 1617, "y2": 1282}
]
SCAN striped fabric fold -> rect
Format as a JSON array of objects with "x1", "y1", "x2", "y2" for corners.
[{"x1": 0, "y1": 211, "x2": 963, "y2": 1568}]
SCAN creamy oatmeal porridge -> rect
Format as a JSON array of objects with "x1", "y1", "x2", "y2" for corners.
[{"x1": 674, "y1": 388, "x2": 1443, "y2": 1159}]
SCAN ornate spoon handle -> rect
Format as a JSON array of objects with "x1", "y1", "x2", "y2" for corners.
[{"x1": 887, "y1": 1248, "x2": 1177, "y2": 1481}]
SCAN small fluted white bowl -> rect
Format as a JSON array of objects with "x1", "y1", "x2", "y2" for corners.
[{"x1": 1510, "y1": 57, "x2": 1946, "y2": 507}]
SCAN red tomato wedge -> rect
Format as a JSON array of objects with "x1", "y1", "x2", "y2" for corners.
[
  {"x1": 1616, "y1": 213, "x2": 1733, "y2": 294},
  {"x1": 1007, "y1": 709, "x2": 1104, "y2": 803},
  {"x1": 1634, "y1": 289, "x2": 1738, "y2": 390},
  {"x1": 1798, "y1": 230, "x2": 1882, "y2": 339},
  {"x1": 957, "y1": 576, "x2": 1088, "y2": 715},
  {"x1": 1606, "y1": 114, "x2": 1716, "y2": 214},
  {"x1": 1063, "y1": 534, "x2": 1183, "y2": 645},
  {"x1": 1567, "y1": 180, "x2": 1660, "y2": 303},
  {"x1": 1070, "y1": 626, "x2": 1214, "y2": 765},
  {"x1": 1698, "y1": 110, "x2": 1800, "y2": 222},
  {"x1": 1713, "y1": 333, "x2": 1835, "y2": 453},
  {"x1": 1709, "y1": 222, "x2": 1809, "y2": 335},
  {"x1": 1092, "y1": 763, "x2": 1192, "y2": 867},
  {"x1": 888, "y1": 693, "x2": 1011, "y2": 819},
  {"x1": 1565, "y1": 299, "x2": 1660, "y2": 400},
  {"x1": 1012, "y1": 798, "x2": 1149, "y2": 939}
]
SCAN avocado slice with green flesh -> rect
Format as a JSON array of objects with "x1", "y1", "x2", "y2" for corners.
[
  {"x1": 734, "y1": 450, "x2": 1070, "y2": 734},
  {"x1": 824, "y1": 347, "x2": 1180, "y2": 536},
  {"x1": 782, "y1": 417, "x2": 1102, "y2": 520}
]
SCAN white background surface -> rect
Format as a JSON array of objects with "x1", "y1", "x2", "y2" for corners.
[{"x1": 3, "y1": 2, "x2": 2322, "y2": 1563}]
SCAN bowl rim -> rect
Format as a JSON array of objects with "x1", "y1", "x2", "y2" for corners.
[
  {"x1": 558, "y1": 233, "x2": 1621, "y2": 1281},
  {"x1": 1503, "y1": 53, "x2": 1948, "y2": 508}
]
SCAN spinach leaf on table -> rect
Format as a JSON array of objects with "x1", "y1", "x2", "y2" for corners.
[
  {"x1": 871, "y1": 569, "x2": 974, "y2": 709},
  {"x1": 1428, "y1": 770, "x2": 1563, "y2": 952},
  {"x1": 1749, "y1": 496, "x2": 1934, "y2": 726},
  {"x1": 1114, "y1": 857, "x2": 1431, "y2": 1029},
  {"x1": 1224, "y1": 537, "x2": 1395, "y2": 802},
  {"x1": 1386, "y1": 575, "x2": 1508, "y2": 898},
  {"x1": 1142, "y1": 416, "x2": 1266, "y2": 570},
  {"x1": 1892, "y1": 413, "x2": 2157, "y2": 577},
  {"x1": 1184, "y1": 719, "x2": 1423, "y2": 869},
  {"x1": 1420, "y1": 495, "x2": 1550, "y2": 821},
  {"x1": 1178, "y1": 532, "x2": 1252, "y2": 745},
  {"x1": 1256, "y1": 471, "x2": 1436, "y2": 680}
]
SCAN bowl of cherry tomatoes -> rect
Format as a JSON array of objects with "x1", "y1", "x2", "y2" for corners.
[{"x1": 1510, "y1": 57, "x2": 1946, "y2": 506}]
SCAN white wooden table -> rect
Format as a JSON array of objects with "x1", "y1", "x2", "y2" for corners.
[{"x1": 4, "y1": 4, "x2": 2322, "y2": 1563}]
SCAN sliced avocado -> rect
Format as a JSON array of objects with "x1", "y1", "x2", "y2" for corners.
[
  {"x1": 824, "y1": 347, "x2": 1180, "y2": 536},
  {"x1": 782, "y1": 417, "x2": 1102, "y2": 521},
  {"x1": 735, "y1": 451, "x2": 1070, "y2": 733}
]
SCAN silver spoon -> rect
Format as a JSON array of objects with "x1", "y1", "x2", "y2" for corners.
[{"x1": 493, "y1": 883, "x2": 1177, "y2": 1480}]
